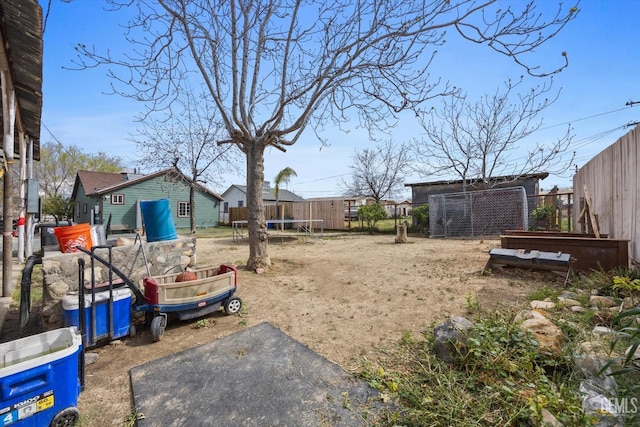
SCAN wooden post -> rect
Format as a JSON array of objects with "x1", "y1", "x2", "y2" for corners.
[{"x1": 583, "y1": 186, "x2": 600, "y2": 238}]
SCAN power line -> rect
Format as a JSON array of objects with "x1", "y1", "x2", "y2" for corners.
[
  {"x1": 295, "y1": 173, "x2": 350, "y2": 185},
  {"x1": 538, "y1": 106, "x2": 633, "y2": 131}
]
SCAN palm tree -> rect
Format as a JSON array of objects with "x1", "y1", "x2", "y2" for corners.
[{"x1": 274, "y1": 167, "x2": 297, "y2": 231}]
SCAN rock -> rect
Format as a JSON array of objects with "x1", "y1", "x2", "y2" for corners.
[
  {"x1": 560, "y1": 291, "x2": 580, "y2": 300},
  {"x1": 592, "y1": 326, "x2": 616, "y2": 336},
  {"x1": 589, "y1": 295, "x2": 618, "y2": 308},
  {"x1": 85, "y1": 352, "x2": 100, "y2": 365},
  {"x1": 622, "y1": 297, "x2": 638, "y2": 310},
  {"x1": 539, "y1": 408, "x2": 562, "y2": 427},
  {"x1": 530, "y1": 300, "x2": 556, "y2": 310},
  {"x1": 520, "y1": 314, "x2": 565, "y2": 357},
  {"x1": 116, "y1": 237, "x2": 134, "y2": 246},
  {"x1": 558, "y1": 297, "x2": 582, "y2": 307},
  {"x1": 47, "y1": 280, "x2": 70, "y2": 301},
  {"x1": 433, "y1": 316, "x2": 474, "y2": 362},
  {"x1": 180, "y1": 255, "x2": 192, "y2": 268},
  {"x1": 570, "y1": 306, "x2": 586, "y2": 313}
]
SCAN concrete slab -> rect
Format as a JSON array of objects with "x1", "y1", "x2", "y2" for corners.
[{"x1": 130, "y1": 322, "x2": 387, "y2": 426}]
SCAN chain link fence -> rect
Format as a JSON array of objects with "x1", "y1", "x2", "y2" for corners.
[{"x1": 429, "y1": 187, "x2": 529, "y2": 238}]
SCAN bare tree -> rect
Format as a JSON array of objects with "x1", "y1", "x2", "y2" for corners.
[
  {"x1": 341, "y1": 140, "x2": 410, "y2": 203},
  {"x1": 71, "y1": 0, "x2": 578, "y2": 270},
  {"x1": 133, "y1": 91, "x2": 241, "y2": 233},
  {"x1": 413, "y1": 77, "x2": 575, "y2": 191}
]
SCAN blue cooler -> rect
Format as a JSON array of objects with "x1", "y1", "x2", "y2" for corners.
[
  {"x1": 0, "y1": 327, "x2": 82, "y2": 426},
  {"x1": 63, "y1": 288, "x2": 132, "y2": 345}
]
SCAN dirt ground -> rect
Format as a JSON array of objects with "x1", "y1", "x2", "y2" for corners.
[{"x1": 9, "y1": 232, "x2": 561, "y2": 426}]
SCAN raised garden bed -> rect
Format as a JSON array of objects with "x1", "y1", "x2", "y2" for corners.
[{"x1": 501, "y1": 230, "x2": 628, "y2": 272}]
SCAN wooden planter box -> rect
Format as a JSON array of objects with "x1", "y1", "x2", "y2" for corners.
[{"x1": 501, "y1": 230, "x2": 628, "y2": 272}]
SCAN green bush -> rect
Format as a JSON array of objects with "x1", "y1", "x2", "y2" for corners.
[
  {"x1": 531, "y1": 204, "x2": 555, "y2": 220},
  {"x1": 412, "y1": 203, "x2": 429, "y2": 234},
  {"x1": 358, "y1": 204, "x2": 386, "y2": 233}
]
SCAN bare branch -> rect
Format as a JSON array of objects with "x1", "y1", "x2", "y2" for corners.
[
  {"x1": 413, "y1": 77, "x2": 575, "y2": 189},
  {"x1": 341, "y1": 140, "x2": 410, "y2": 202}
]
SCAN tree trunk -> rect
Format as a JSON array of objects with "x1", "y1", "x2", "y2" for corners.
[
  {"x1": 395, "y1": 223, "x2": 408, "y2": 243},
  {"x1": 246, "y1": 141, "x2": 270, "y2": 271},
  {"x1": 189, "y1": 185, "x2": 196, "y2": 234}
]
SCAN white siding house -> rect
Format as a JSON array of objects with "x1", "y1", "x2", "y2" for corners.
[{"x1": 219, "y1": 182, "x2": 305, "y2": 224}]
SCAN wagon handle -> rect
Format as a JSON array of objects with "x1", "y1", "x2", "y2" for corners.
[{"x1": 76, "y1": 246, "x2": 145, "y2": 307}]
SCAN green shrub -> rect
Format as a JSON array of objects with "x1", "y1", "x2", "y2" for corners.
[
  {"x1": 358, "y1": 204, "x2": 386, "y2": 233},
  {"x1": 531, "y1": 204, "x2": 555, "y2": 220},
  {"x1": 412, "y1": 203, "x2": 429, "y2": 231}
]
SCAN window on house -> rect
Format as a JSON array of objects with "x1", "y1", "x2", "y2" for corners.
[
  {"x1": 223, "y1": 202, "x2": 229, "y2": 213},
  {"x1": 75, "y1": 202, "x2": 80, "y2": 218},
  {"x1": 83, "y1": 203, "x2": 87, "y2": 214},
  {"x1": 111, "y1": 194, "x2": 124, "y2": 205},
  {"x1": 178, "y1": 201, "x2": 190, "y2": 217},
  {"x1": 238, "y1": 200, "x2": 244, "y2": 208}
]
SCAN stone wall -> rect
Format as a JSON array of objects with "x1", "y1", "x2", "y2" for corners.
[{"x1": 41, "y1": 237, "x2": 197, "y2": 326}]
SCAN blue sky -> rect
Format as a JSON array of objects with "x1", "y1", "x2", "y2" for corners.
[{"x1": 39, "y1": 0, "x2": 640, "y2": 199}]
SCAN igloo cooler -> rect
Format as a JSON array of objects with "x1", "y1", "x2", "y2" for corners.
[
  {"x1": 63, "y1": 287, "x2": 132, "y2": 345},
  {"x1": 0, "y1": 327, "x2": 82, "y2": 426}
]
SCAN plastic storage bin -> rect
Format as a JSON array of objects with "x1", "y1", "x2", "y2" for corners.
[
  {"x1": 63, "y1": 288, "x2": 132, "y2": 345},
  {"x1": 0, "y1": 327, "x2": 82, "y2": 426}
]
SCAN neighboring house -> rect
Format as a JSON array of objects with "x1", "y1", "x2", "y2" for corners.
[
  {"x1": 380, "y1": 199, "x2": 412, "y2": 218},
  {"x1": 219, "y1": 181, "x2": 305, "y2": 224},
  {"x1": 71, "y1": 168, "x2": 223, "y2": 232}
]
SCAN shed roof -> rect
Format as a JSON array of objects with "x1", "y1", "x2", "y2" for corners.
[
  {"x1": 405, "y1": 172, "x2": 549, "y2": 187},
  {"x1": 0, "y1": 0, "x2": 42, "y2": 160}
]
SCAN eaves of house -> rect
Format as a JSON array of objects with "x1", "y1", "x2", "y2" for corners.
[
  {"x1": 74, "y1": 168, "x2": 223, "y2": 201},
  {"x1": 225, "y1": 184, "x2": 305, "y2": 202},
  {"x1": 0, "y1": 0, "x2": 42, "y2": 160}
]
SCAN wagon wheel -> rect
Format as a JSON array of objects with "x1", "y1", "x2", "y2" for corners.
[
  {"x1": 50, "y1": 407, "x2": 79, "y2": 427},
  {"x1": 150, "y1": 315, "x2": 166, "y2": 342},
  {"x1": 224, "y1": 297, "x2": 242, "y2": 315}
]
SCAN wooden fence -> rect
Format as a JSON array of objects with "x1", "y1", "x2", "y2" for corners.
[
  {"x1": 230, "y1": 200, "x2": 349, "y2": 230},
  {"x1": 573, "y1": 124, "x2": 639, "y2": 267}
]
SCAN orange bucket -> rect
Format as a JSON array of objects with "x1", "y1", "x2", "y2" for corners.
[{"x1": 54, "y1": 223, "x2": 93, "y2": 253}]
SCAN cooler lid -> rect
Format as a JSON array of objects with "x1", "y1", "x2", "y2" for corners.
[{"x1": 62, "y1": 287, "x2": 132, "y2": 310}]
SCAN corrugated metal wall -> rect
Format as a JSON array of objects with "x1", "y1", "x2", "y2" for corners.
[{"x1": 573, "y1": 124, "x2": 640, "y2": 266}]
